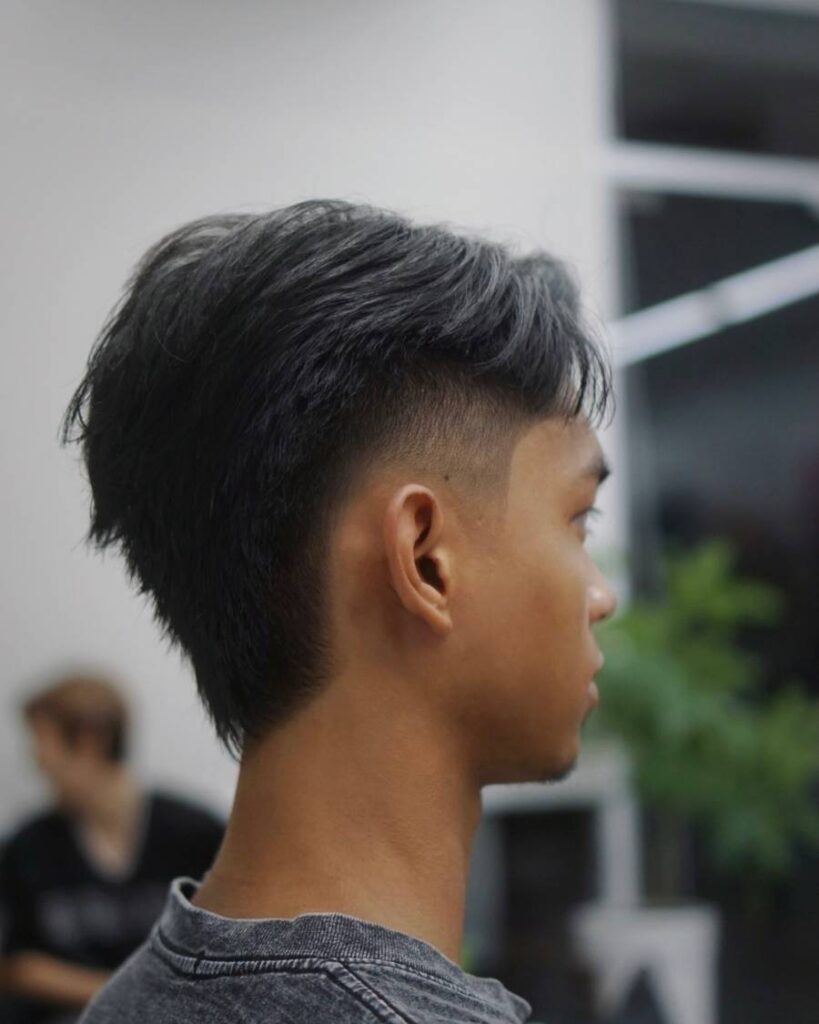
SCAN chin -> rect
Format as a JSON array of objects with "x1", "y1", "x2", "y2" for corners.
[
  {"x1": 540, "y1": 754, "x2": 578, "y2": 784},
  {"x1": 538, "y1": 732, "x2": 582, "y2": 784},
  {"x1": 487, "y1": 744, "x2": 580, "y2": 787},
  {"x1": 476, "y1": 718, "x2": 584, "y2": 786}
]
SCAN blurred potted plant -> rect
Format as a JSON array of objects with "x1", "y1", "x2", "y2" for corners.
[
  {"x1": 573, "y1": 538, "x2": 819, "y2": 1024},
  {"x1": 592, "y1": 536, "x2": 819, "y2": 901}
]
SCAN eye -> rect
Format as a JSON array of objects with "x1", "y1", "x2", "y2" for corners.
[{"x1": 576, "y1": 504, "x2": 603, "y2": 540}]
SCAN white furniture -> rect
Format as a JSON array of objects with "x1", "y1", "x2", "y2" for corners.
[
  {"x1": 469, "y1": 742, "x2": 720, "y2": 1024},
  {"x1": 571, "y1": 903, "x2": 720, "y2": 1024},
  {"x1": 481, "y1": 742, "x2": 642, "y2": 907},
  {"x1": 465, "y1": 742, "x2": 641, "y2": 969}
]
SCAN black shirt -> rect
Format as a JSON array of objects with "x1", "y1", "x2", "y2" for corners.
[{"x1": 0, "y1": 791, "x2": 224, "y2": 1023}]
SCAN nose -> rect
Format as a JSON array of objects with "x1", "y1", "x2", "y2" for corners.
[{"x1": 588, "y1": 574, "x2": 617, "y2": 625}]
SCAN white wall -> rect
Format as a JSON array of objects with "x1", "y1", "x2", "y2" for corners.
[{"x1": 0, "y1": 0, "x2": 622, "y2": 833}]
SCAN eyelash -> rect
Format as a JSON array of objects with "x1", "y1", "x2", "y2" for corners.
[{"x1": 577, "y1": 505, "x2": 603, "y2": 538}]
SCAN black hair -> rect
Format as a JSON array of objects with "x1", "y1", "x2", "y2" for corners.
[{"x1": 63, "y1": 199, "x2": 614, "y2": 754}]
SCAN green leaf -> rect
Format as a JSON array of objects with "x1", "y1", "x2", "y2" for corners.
[{"x1": 590, "y1": 538, "x2": 819, "y2": 889}]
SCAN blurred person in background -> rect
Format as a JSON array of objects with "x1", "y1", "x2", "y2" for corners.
[
  {"x1": 63, "y1": 200, "x2": 617, "y2": 1024},
  {"x1": 0, "y1": 673, "x2": 224, "y2": 1024}
]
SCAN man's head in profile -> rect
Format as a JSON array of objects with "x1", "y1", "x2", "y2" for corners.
[{"x1": 63, "y1": 200, "x2": 617, "y2": 955}]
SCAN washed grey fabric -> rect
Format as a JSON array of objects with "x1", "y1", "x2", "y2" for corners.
[{"x1": 79, "y1": 878, "x2": 532, "y2": 1023}]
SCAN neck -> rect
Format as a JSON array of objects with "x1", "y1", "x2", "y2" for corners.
[
  {"x1": 194, "y1": 672, "x2": 482, "y2": 964},
  {"x1": 77, "y1": 764, "x2": 141, "y2": 832}
]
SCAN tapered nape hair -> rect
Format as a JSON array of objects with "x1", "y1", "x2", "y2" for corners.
[{"x1": 63, "y1": 200, "x2": 614, "y2": 755}]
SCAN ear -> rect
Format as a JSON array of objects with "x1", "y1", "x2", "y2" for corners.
[{"x1": 383, "y1": 484, "x2": 453, "y2": 637}]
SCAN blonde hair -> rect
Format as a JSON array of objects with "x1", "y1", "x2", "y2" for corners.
[{"x1": 23, "y1": 673, "x2": 129, "y2": 762}]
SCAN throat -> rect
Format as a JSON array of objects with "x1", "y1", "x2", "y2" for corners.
[{"x1": 77, "y1": 778, "x2": 146, "y2": 876}]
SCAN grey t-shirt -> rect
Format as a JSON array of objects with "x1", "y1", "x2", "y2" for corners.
[{"x1": 79, "y1": 878, "x2": 532, "y2": 1023}]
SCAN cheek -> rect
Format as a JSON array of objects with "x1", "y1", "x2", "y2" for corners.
[
  {"x1": 516, "y1": 533, "x2": 588, "y2": 635},
  {"x1": 514, "y1": 561, "x2": 595, "y2": 731},
  {"x1": 471, "y1": 546, "x2": 583, "y2": 681},
  {"x1": 454, "y1": 515, "x2": 592, "y2": 683}
]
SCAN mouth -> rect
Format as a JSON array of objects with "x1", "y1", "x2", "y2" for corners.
[{"x1": 585, "y1": 651, "x2": 604, "y2": 708}]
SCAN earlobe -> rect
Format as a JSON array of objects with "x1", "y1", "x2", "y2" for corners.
[{"x1": 384, "y1": 485, "x2": 453, "y2": 637}]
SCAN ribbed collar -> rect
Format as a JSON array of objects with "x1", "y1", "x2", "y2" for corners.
[{"x1": 155, "y1": 878, "x2": 531, "y2": 1022}]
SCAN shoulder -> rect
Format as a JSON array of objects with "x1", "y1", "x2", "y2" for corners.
[
  {"x1": 145, "y1": 791, "x2": 225, "y2": 861},
  {"x1": 1, "y1": 808, "x2": 67, "y2": 862},
  {"x1": 136, "y1": 792, "x2": 224, "y2": 880},
  {"x1": 148, "y1": 791, "x2": 225, "y2": 835},
  {"x1": 330, "y1": 959, "x2": 529, "y2": 1024},
  {"x1": 86, "y1": 941, "x2": 525, "y2": 1024},
  {"x1": 0, "y1": 809, "x2": 72, "y2": 893}
]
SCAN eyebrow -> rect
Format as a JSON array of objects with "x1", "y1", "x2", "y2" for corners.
[{"x1": 579, "y1": 452, "x2": 611, "y2": 487}]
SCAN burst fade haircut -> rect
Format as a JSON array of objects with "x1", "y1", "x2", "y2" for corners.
[{"x1": 63, "y1": 199, "x2": 614, "y2": 755}]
